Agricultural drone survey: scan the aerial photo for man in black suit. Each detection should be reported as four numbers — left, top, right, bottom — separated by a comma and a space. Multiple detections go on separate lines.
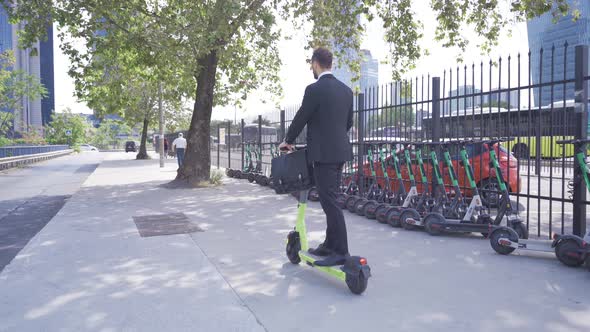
279, 47, 354, 266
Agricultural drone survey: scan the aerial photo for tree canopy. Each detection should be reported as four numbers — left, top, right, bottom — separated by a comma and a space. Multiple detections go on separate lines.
3, 0, 576, 185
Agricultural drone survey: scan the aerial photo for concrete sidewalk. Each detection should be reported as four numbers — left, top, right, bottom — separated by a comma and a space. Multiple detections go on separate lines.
0, 152, 589, 332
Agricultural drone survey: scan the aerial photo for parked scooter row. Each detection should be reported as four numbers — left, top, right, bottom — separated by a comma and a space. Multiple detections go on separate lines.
489, 138, 590, 271
226, 142, 272, 186
338, 139, 529, 239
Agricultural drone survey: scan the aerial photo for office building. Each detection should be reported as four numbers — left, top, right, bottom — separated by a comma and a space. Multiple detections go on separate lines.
444, 85, 482, 115
527, 1, 590, 107
332, 49, 379, 94
0, 7, 54, 133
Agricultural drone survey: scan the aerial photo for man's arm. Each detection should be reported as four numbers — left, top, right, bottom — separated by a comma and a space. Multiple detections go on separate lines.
285, 85, 317, 144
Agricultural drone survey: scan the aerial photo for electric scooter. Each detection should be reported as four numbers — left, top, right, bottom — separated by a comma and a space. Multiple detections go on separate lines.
248, 144, 263, 183
375, 143, 408, 224
399, 143, 437, 230
400, 141, 452, 229
423, 140, 527, 237
421, 140, 494, 236
234, 143, 254, 179
490, 138, 590, 269
280, 146, 372, 294
336, 160, 359, 209
384, 143, 423, 227
363, 144, 394, 219
346, 145, 382, 213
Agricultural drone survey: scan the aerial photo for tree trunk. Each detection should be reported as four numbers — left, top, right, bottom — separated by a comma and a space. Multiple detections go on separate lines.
136, 115, 150, 160
174, 50, 218, 187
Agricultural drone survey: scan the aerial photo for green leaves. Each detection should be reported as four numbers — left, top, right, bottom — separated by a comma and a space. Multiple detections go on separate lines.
0, 50, 47, 136
45, 109, 93, 145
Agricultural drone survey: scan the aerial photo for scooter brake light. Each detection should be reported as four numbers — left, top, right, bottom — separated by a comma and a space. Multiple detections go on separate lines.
359, 258, 367, 266
499, 239, 512, 246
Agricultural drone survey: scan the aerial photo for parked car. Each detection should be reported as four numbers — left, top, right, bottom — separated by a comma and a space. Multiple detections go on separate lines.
350, 142, 520, 207
80, 144, 99, 152
125, 141, 137, 153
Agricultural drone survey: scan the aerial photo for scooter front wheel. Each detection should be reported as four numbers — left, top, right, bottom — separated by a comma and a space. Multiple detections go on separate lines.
375, 204, 390, 224
386, 207, 402, 227
424, 213, 445, 236
345, 196, 360, 211
363, 201, 378, 219
354, 199, 369, 216
489, 227, 518, 255
400, 209, 421, 231
336, 193, 348, 209
286, 231, 301, 264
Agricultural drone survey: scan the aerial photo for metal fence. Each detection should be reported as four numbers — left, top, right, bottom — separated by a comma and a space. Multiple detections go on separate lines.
211, 44, 590, 239
0, 145, 70, 158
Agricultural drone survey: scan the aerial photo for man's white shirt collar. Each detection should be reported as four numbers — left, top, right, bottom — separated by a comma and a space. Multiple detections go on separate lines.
317, 71, 332, 80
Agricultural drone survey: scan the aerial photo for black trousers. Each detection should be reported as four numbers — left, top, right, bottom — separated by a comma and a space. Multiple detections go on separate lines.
313, 162, 349, 255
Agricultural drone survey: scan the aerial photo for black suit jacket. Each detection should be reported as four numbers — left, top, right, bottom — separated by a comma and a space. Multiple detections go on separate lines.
285, 74, 354, 163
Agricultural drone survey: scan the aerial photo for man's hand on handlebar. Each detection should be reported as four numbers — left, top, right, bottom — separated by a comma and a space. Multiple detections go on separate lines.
279, 141, 294, 152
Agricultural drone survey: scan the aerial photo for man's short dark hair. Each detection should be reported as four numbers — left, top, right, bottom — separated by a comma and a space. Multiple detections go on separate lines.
311, 47, 333, 69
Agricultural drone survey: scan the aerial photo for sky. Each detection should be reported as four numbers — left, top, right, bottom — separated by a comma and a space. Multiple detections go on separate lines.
53, 3, 531, 121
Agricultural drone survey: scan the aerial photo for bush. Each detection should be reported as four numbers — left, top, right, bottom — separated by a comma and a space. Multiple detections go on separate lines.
0, 136, 12, 147
209, 170, 224, 185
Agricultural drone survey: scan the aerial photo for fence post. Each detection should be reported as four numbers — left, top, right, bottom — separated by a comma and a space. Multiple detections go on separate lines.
241, 119, 245, 170
227, 121, 231, 169
431, 77, 441, 195
573, 45, 588, 236
357, 93, 365, 194
280, 110, 286, 142
217, 124, 220, 169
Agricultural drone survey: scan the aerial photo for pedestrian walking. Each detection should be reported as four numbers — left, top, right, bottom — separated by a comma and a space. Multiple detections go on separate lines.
172, 133, 187, 167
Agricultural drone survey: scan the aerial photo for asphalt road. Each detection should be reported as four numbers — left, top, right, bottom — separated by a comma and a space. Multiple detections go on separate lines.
0, 151, 103, 271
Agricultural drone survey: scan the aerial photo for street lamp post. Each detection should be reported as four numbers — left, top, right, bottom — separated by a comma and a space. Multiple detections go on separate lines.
158, 82, 164, 168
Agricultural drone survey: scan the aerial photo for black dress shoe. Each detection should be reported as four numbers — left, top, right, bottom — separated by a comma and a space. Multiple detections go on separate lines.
314, 254, 347, 267
308, 243, 333, 257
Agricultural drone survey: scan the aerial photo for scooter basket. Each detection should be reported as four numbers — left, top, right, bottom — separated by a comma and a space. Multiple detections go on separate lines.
271, 148, 314, 194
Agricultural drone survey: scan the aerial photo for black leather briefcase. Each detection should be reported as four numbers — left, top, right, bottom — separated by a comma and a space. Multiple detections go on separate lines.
270, 148, 314, 194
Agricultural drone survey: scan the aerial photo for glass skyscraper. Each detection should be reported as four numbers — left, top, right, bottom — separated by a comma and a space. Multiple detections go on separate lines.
527, 1, 590, 107
332, 48, 379, 93
0, 7, 54, 133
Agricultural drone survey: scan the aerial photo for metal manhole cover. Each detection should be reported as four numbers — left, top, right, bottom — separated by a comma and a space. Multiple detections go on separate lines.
132, 213, 203, 237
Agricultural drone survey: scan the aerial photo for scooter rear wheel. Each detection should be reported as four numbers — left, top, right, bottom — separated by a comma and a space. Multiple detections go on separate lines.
286, 231, 301, 264
555, 239, 584, 267
512, 222, 528, 239
345, 271, 368, 295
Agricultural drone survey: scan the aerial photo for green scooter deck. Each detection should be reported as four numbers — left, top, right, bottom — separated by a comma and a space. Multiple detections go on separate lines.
299, 251, 346, 281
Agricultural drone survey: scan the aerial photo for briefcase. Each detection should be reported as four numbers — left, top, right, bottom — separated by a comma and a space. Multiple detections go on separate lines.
271, 149, 314, 194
